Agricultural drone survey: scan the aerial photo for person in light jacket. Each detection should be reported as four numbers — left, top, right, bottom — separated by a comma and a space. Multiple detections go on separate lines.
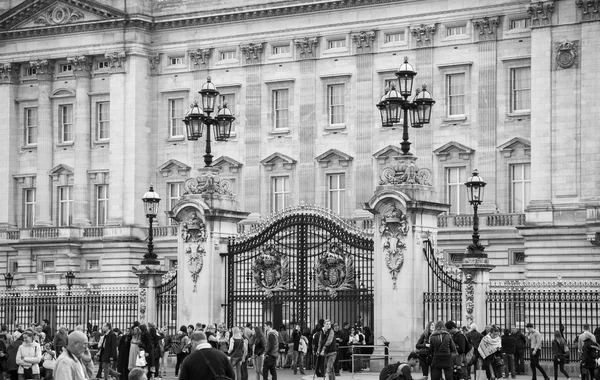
16, 331, 42, 379
54, 331, 89, 380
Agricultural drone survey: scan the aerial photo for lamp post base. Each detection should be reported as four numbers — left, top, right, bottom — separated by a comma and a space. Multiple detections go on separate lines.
141, 258, 160, 266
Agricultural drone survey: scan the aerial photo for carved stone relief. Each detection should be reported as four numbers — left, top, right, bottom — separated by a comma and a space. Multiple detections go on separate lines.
527, 1, 555, 26
472, 17, 500, 41
352, 31, 376, 53
295, 37, 318, 59
104, 51, 126, 71
34, 5, 84, 26
379, 160, 433, 186
240, 43, 263, 64
251, 244, 290, 297
181, 212, 207, 292
0, 63, 20, 83
410, 24, 435, 46
555, 40, 579, 69
189, 49, 211, 66
184, 171, 234, 196
379, 205, 409, 289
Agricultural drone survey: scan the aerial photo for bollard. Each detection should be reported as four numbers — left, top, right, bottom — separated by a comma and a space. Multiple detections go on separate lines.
384, 341, 390, 367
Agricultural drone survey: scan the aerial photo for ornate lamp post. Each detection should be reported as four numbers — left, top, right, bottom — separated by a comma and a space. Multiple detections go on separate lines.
3, 273, 13, 289
464, 169, 487, 257
376, 57, 436, 155
65, 271, 75, 294
183, 77, 236, 167
141, 184, 161, 265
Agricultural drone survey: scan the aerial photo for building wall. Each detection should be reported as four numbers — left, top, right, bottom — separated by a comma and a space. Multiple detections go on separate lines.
0, 0, 598, 288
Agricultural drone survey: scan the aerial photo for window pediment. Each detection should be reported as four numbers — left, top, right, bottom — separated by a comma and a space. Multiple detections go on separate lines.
433, 141, 475, 161
260, 152, 297, 171
157, 159, 191, 177
497, 137, 531, 158
212, 156, 243, 174
50, 88, 75, 98
373, 145, 403, 165
315, 149, 353, 168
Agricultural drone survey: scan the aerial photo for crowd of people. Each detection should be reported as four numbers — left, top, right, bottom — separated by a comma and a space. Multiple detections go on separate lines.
414, 321, 600, 380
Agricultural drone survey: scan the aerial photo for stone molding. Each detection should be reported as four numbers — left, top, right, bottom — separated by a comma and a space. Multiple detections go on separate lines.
527, 1, 555, 26
260, 152, 297, 171
410, 24, 435, 46
189, 49, 211, 67
0, 63, 20, 83
379, 156, 432, 186
294, 37, 318, 59
34, 4, 84, 26
315, 149, 353, 168
352, 30, 376, 54
472, 16, 500, 41
104, 51, 126, 73
240, 43, 263, 65
433, 141, 475, 161
555, 40, 579, 70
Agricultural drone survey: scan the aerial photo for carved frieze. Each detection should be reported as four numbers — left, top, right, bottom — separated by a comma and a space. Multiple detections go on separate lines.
379, 160, 433, 186
472, 17, 500, 41
314, 242, 355, 297
294, 37, 318, 59
104, 51, 126, 72
555, 40, 579, 69
0, 63, 20, 83
463, 270, 476, 325
34, 5, 84, 26
148, 55, 160, 72
410, 24, 436, 46
189, 49, 211, 67
576, 0, 600, 19
240, 43, 263, 64
251, 244, 290, 297
181, 212, 207, 292
352, 31, 376, 53
527, 1, 555, 26
380, 205, 409, 290
184, 171, 234, 196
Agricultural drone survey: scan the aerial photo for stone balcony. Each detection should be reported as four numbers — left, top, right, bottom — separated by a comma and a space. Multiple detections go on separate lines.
0, 225, 179, 243
437, 213, 526, 229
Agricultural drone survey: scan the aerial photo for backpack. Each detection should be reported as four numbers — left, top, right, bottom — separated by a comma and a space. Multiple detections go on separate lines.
379, 362, 408, 380
171, 336, 182, 354
458, 331, 474, 365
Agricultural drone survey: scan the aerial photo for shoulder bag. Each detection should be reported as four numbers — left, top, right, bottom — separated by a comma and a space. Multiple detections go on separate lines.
198, 349, 233, 380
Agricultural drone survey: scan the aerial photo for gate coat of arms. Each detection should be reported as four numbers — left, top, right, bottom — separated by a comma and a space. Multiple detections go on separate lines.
315, 242, 355, 298
251, 245, 290, 297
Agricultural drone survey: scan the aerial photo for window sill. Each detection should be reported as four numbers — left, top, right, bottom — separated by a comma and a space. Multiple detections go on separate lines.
166, 136, 185, 143
324, 124, 347, 132
269, 128, 290, 135
56, 142, 74, 147
507, 111, 531, 118
93, 140, 110, 148
21, 145, 38, 152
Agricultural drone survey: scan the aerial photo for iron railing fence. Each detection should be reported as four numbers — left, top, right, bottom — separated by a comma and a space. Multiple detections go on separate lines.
156, 272, 178, 336
487, 280, 600, 361
0, 285, 138, 335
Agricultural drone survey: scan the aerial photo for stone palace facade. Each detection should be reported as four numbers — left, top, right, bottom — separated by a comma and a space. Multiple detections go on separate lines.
0, 0, 598, 288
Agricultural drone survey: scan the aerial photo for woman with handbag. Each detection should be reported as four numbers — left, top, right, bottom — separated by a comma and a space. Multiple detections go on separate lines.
552, 330, 570, 380
16, 331, 42, 380
228, 327, 246, 380
416, 321, 435, 379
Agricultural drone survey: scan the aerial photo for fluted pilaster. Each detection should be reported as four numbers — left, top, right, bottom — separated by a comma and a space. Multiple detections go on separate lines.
0, 64, 19, 228
244, 64, 262, 212
355, 53, 374, 206
298, 60, 317, 204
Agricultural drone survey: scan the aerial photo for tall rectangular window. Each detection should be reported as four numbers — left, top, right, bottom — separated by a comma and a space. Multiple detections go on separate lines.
510, 163, 531, 213
271, 176, 290, 213
447, 73, 466, 116
96, 185, 109, 226
25, 108, 38, 145
220, 94, 236, 133
327, 174, 346, 215
60, 104, 73, 143
273, 89, 289, 129
97, 102, 110, 140
511, 67, 531, 112
58, 186, 73, 226
169, 99, 184, 138
328, 84, 345, 125
23, 188, 36, 228
446, 167, 467, 214
168, 182, 183, 225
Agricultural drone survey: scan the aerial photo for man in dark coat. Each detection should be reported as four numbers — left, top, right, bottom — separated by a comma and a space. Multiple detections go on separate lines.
99, 323, 118, 380
511, 326, 527, 374
6, 332, 24, 380
178, 331, 234, 380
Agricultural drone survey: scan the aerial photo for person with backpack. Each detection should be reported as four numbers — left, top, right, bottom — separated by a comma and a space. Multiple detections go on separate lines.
429, 321, 456, 380
580, 335, 600, 380
173, 326, 190, 377
446, 321, 472, 380
416, 322, 434, 379
228, 326, 247, 380
379, 351, 427, 380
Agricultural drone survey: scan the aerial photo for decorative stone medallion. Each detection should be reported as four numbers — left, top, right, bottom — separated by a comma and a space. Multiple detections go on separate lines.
555, 40, 578, 69
251, 244, 290, 297
184, 171, 234, 196
314, 242, 355, 298
34, 5, 84, 26
380, 160, 432, 186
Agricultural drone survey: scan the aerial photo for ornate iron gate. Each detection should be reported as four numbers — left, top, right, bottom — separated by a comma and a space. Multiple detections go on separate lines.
227, 205, 374, 331
156, 270, 177, 335
422, 239, 463, 327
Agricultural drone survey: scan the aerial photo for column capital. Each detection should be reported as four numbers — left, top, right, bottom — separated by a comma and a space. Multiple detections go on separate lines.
410, 24, 436, 47
104, 51, 127, 73
527, 1, 555, 26
472, 17, 500, 41
240, 43, 263, 65
576, 0, 600, 20
189, 48, 211, 68
294, 37, 318, 60
0, 63, 21, 84
148, 54, 161, 74
352, 30, 376, 54
29, 59, 55, 81
67, 55, 93, 78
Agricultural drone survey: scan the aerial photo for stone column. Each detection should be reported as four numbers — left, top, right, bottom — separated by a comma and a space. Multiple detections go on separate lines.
0, 64, 20, 229
364, 156, 448, 351
69, 56, 93, 226
31, 59, 55, 227
133, 267, 165, 325
243, 59, 262, 214
105, 52, 127, 226
170, 168, 249, 325
459, 258, 494, 328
